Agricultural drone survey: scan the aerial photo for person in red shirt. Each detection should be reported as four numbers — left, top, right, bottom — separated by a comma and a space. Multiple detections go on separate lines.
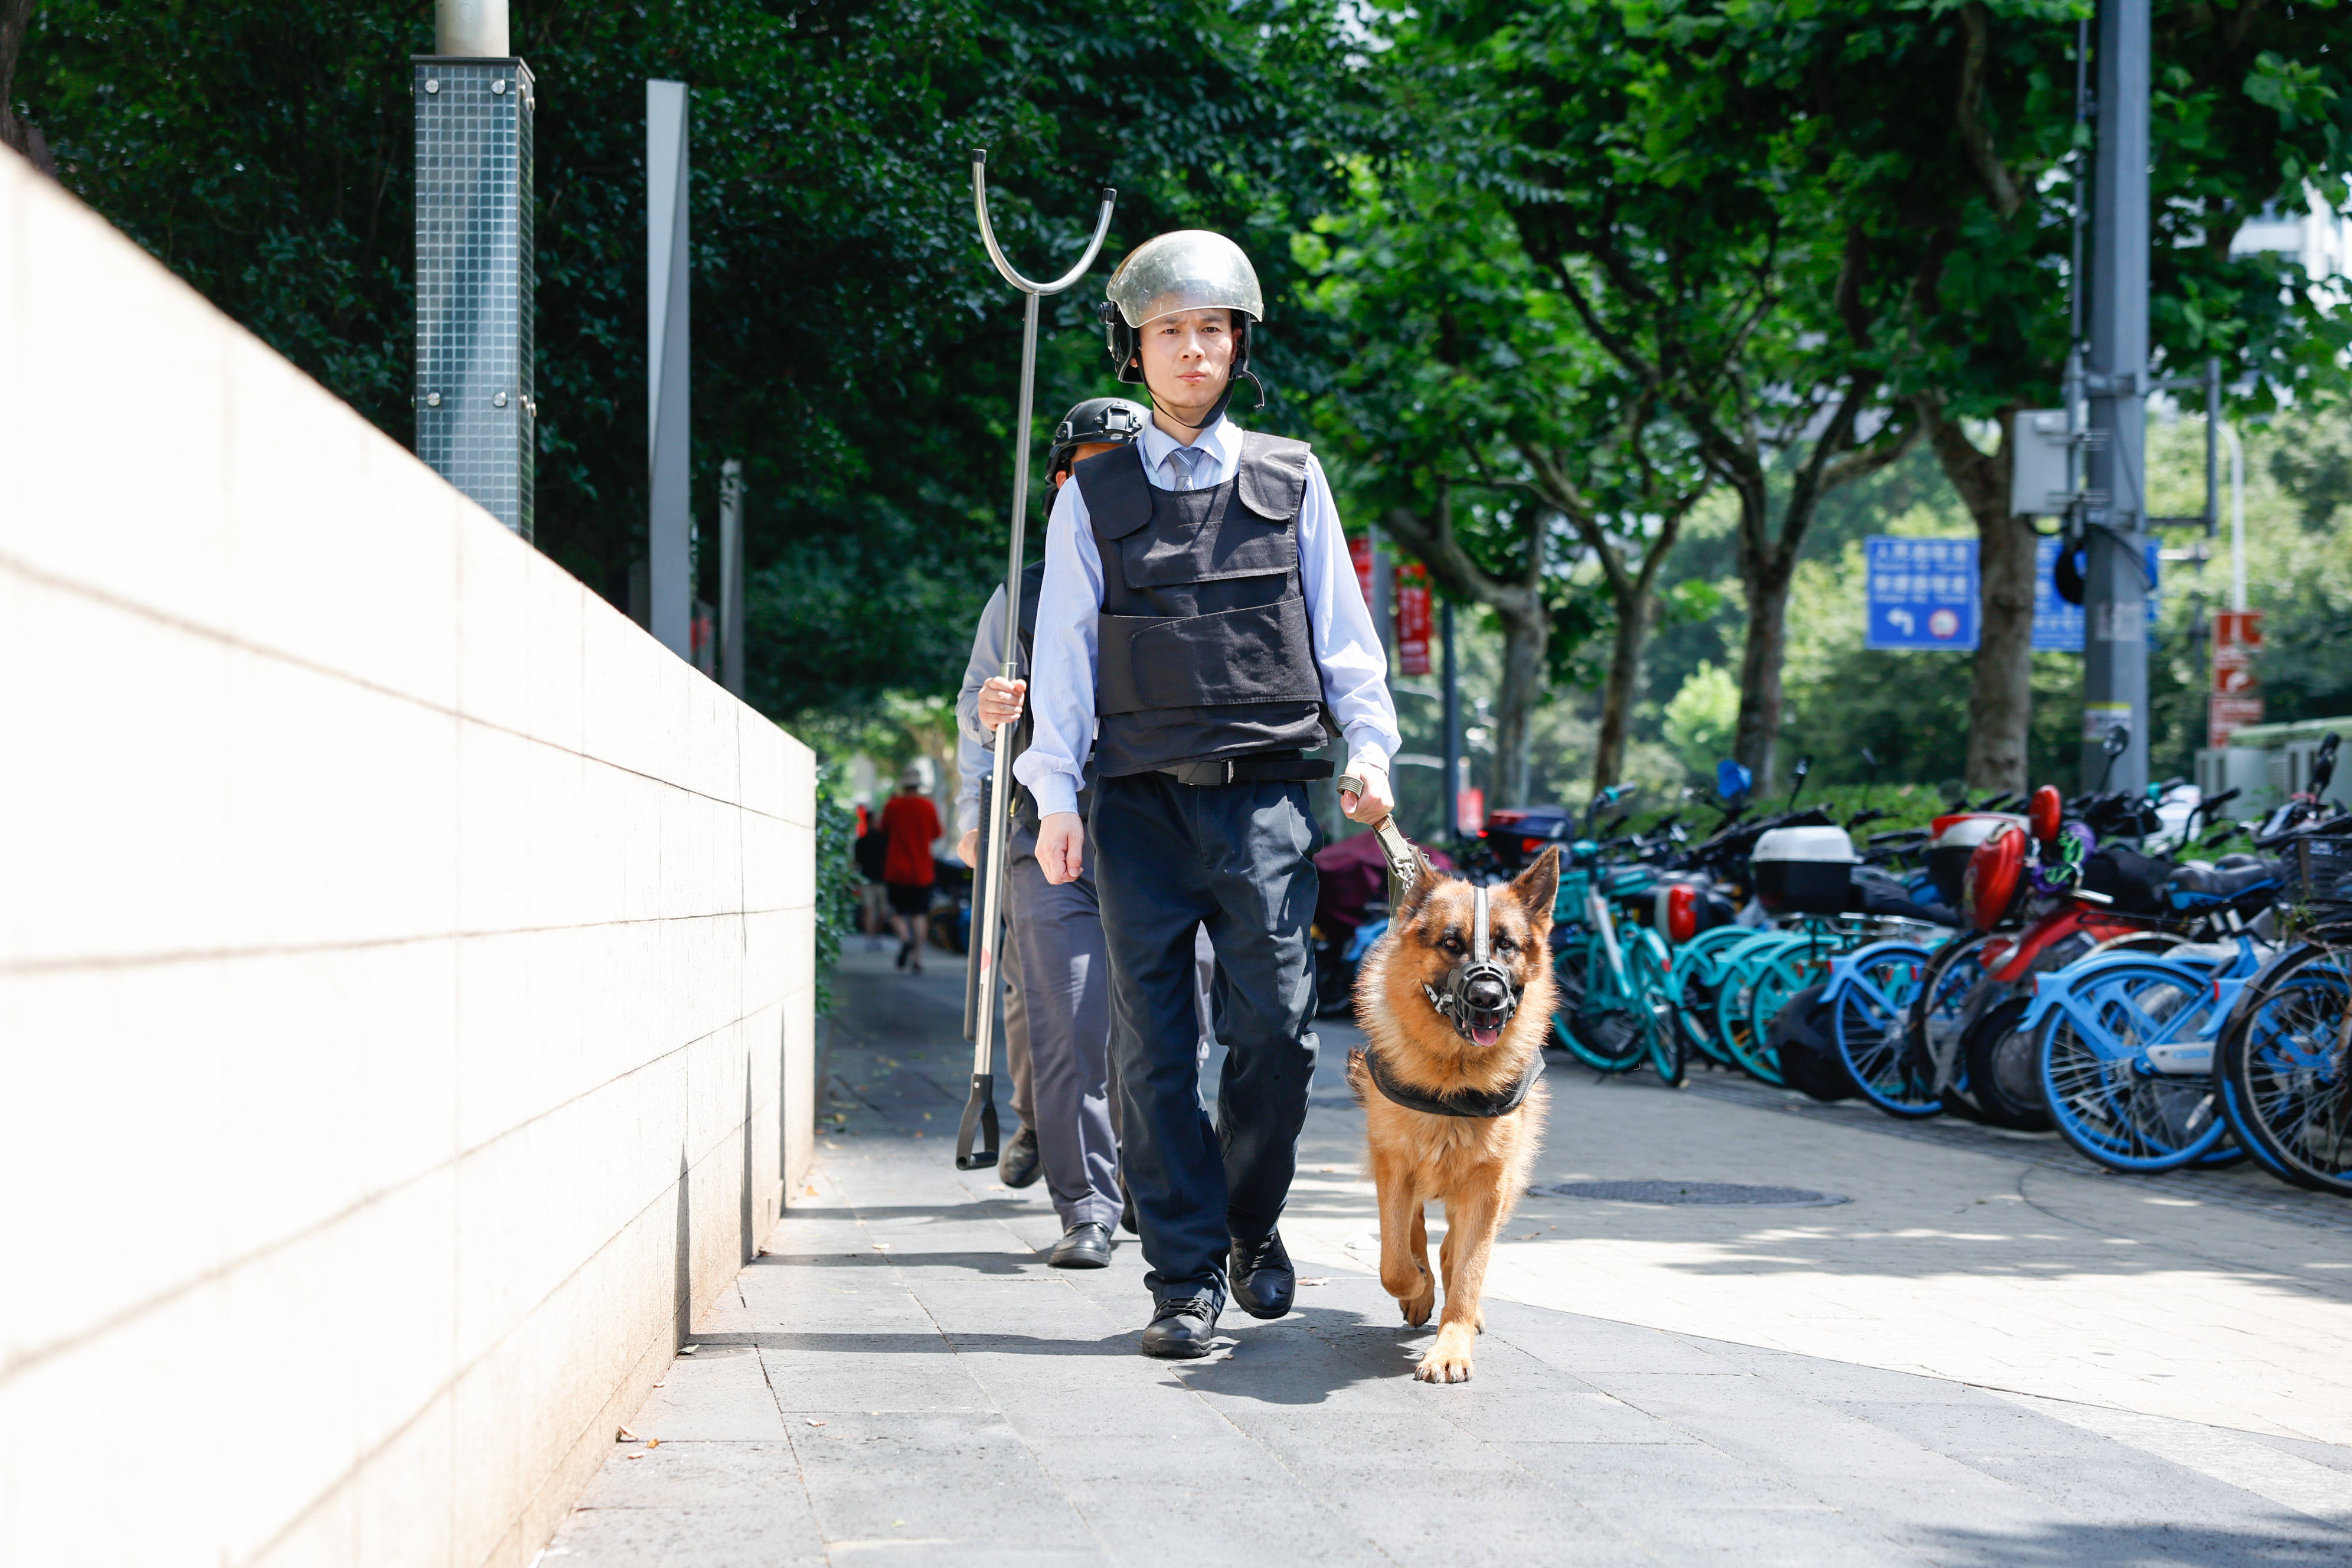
880, 766, 943, 974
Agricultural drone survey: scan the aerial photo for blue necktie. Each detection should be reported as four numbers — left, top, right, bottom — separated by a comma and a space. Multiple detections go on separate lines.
1166, 443, 1213, 491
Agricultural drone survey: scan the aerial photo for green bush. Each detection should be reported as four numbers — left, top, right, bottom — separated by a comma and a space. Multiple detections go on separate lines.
813, 762, 861, 1018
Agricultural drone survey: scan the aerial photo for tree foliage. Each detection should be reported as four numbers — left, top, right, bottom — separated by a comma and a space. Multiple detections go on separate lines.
17, 0, 1364, 727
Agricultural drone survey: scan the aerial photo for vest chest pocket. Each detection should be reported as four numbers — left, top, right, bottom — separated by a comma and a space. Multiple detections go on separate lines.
1120, 491, 1298, 589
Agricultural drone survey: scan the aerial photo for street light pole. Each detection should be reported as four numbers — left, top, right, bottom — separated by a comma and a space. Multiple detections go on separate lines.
2079, 0, 2151, 792
1441, 600, 1461, 841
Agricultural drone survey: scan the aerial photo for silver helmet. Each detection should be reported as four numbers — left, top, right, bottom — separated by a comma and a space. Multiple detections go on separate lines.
1103, 230, 1265, 328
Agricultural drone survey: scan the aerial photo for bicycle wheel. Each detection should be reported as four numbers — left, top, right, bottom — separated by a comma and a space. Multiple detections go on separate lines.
2038, 962, 2229, 1172
1961, 995, 2051, 1131
1669, 925, 1750, 1066
1714, 932, 1804, 1080
2217, 945, 2352, 1195
1629, 930, 1687, 1087
1554, 935, 1647, 1072
1832, 945, 1942, 1118
1906, 932, 1989, 1109
1740, 943, 1835, 1086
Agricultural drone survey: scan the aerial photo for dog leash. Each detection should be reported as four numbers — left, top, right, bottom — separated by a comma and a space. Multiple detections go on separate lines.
1337, 772, 1424, 907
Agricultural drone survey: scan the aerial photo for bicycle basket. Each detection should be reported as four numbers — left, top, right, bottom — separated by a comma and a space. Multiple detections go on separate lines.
2288, 834, 2352, 908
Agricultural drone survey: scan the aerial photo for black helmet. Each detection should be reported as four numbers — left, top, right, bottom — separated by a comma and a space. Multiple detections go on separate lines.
1048, 397, 1149, 479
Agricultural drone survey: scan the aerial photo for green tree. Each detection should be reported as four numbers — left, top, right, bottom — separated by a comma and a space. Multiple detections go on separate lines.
15, 0, 1366, 727
1700, 0, 2352, 790
1301, 162, 1706, 801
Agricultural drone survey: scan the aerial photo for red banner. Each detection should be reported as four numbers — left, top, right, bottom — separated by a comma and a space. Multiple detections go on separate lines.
2209, 610, 2263, 746
1457, 787, 1485, 834
1393, 563, 1432, 676
1351, 535, 1375, 611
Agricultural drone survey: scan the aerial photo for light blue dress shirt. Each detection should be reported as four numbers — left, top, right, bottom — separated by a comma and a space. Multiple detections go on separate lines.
1012, 415, 1402, 819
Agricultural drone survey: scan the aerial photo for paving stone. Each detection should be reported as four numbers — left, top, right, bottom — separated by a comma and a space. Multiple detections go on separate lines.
537, 948, 2352, 1566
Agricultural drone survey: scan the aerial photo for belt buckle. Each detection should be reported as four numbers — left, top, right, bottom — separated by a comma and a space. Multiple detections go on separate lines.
1224, 759, 1236, 785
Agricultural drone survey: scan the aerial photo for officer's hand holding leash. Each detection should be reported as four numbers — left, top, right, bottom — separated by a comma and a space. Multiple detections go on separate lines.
1340, 762, 1394, 824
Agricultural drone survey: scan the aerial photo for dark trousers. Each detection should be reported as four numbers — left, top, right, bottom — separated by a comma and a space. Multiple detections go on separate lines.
1093, 771, 1321, 1307
1001, 825, 1122, 1231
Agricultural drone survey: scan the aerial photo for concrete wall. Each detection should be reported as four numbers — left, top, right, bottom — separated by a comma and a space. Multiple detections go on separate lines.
0, 149, 816, 1566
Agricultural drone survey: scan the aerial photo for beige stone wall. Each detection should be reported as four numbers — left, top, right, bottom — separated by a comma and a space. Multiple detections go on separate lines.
0, 148, 816, 1566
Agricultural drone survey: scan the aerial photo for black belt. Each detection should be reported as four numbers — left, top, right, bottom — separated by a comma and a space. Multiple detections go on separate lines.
1155, 755, 1335, 786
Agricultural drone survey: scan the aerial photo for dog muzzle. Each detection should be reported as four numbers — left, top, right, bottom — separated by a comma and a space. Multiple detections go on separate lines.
1423, 883, 1523, 1049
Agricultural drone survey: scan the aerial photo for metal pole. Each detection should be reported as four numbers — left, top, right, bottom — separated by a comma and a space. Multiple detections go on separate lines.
1441, 599, 1461, 840
413, 14, 533, 537
648, 81, 692, 660
957, 152, 1116, 1172
2080, 0, 2150, 793
2226, 423, 2247, 612
719, 458, 746, 697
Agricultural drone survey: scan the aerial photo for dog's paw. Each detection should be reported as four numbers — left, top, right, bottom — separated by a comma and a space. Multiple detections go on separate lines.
1414, 1324, 1477, 1383
1399, 1286, 1436, 1328
1413, 1348, 1474, 1383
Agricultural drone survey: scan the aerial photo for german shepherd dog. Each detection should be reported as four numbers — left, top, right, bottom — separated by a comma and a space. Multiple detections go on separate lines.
1345, 847, 1560, 1383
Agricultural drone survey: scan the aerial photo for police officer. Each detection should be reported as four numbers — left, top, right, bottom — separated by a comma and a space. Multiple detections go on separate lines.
1015, 231, 1400, 1358
954, 397, 1147, 1267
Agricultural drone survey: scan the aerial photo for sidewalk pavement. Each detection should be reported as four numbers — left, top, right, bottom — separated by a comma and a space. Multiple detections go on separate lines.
542, 943, 2352, 1566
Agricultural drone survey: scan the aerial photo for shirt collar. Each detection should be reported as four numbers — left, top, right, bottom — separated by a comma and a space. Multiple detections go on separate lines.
1136, 414, 1235, 482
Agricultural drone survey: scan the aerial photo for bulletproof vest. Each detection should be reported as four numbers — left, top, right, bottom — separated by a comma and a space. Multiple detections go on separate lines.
1004, 560, 1094, 828
1074, 430, 1329, 778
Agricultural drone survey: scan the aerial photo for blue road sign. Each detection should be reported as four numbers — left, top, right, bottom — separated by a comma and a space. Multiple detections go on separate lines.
2033, 538, 2160, 652
1866, 536, 1979, 652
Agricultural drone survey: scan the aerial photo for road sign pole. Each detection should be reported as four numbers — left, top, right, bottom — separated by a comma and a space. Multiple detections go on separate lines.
2079, 0, 2151, 792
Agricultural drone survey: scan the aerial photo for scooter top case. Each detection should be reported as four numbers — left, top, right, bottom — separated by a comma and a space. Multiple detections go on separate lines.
1753, 825, 1857, 916
1927, 813, 2027, 908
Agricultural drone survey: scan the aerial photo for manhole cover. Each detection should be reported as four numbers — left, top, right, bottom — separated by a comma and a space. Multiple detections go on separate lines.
1527, 1181, 1848, 1207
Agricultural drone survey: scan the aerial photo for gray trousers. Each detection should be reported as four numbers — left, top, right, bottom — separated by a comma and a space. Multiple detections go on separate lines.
999, 825, 1122, 1230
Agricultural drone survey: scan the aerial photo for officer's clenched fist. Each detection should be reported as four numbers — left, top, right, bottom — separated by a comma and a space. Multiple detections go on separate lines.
1038, 811, 1085, 884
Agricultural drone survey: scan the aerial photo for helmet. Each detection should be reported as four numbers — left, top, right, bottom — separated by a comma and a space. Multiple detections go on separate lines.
1047, 397, 1148, 479
1103, 230, 1265, 329
1097, 231, 1268, 420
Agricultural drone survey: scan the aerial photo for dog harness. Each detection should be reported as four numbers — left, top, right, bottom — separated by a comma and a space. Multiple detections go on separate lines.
1351, 1041, 1543, 1119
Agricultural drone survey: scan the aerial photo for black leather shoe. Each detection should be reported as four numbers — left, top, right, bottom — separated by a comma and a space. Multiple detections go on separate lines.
1048, 1221, 1112, 1269
1228, 1231, 1295, 1320
1140, 1298, 1219, 1359
999, 1127, 1041, 1188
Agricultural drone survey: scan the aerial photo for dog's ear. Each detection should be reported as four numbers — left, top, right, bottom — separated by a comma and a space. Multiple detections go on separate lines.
1509, 846, 1562, 927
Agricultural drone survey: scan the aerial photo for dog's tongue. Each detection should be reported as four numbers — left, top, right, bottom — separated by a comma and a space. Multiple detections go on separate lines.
1471, 1021, 1504, 1048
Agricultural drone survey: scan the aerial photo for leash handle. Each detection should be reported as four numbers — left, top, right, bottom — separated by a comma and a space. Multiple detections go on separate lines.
1338, 773, 1425, 904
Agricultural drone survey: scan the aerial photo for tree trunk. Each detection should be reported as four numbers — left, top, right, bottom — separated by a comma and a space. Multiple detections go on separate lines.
1381, 488, 1549, 812
1490, 604, 1547, 807
1919, 403, 2033, 793
1733, 560, 1792, 791
1593, 587, 1655, 789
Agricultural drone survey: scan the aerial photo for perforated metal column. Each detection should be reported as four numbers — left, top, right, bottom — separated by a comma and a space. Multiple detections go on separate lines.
414, 57, 535, 538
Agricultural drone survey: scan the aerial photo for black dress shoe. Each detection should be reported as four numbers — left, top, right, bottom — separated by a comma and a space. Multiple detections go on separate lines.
1140, 1298, 1219, 1359
1048, 1221, 1112, 1269
1000, 1127, 1041, 1188
1228, 1230, 1295, 1320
